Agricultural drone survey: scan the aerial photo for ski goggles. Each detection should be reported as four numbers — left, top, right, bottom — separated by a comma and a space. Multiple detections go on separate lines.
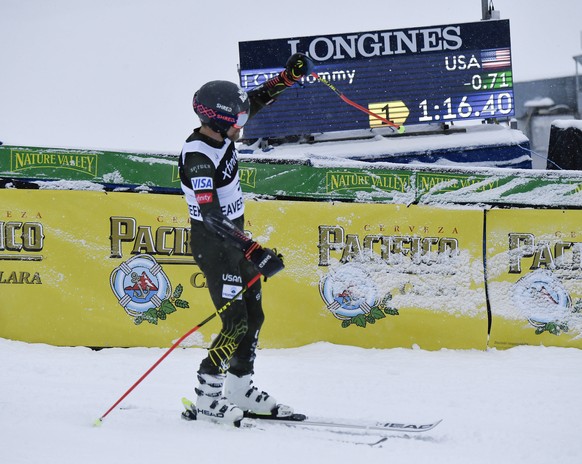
193, 99, 249, 129
211, 109, 248, 129
233, 111, 249, 129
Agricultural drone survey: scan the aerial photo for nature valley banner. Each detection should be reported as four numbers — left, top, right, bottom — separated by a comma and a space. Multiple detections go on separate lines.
486, 209, 582, 349
3, 144, 582, 207
0, 190, 487, 349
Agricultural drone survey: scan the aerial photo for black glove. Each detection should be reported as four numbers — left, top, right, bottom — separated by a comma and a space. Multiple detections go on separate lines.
282, 53, 314, 85
262, 248, 284, 282
245, 243, 285, 278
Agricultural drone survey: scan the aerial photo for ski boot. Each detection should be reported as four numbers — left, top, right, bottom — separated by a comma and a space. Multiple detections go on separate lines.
224, 372, 292, 418
194, 373, 244, 426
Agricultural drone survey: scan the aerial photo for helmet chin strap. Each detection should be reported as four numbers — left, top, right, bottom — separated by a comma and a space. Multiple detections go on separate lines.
200, 123, 228, 142
209, 121, 230, 140
200, 121, 230, 141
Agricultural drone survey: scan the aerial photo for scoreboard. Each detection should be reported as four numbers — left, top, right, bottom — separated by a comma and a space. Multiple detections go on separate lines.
238, 20, 514, 139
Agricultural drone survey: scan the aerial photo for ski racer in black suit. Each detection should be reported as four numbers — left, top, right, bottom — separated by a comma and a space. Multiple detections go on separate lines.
178, 53, 313, 426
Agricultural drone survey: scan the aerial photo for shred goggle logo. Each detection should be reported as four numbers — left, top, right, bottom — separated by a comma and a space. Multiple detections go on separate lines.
319, 262, 398, 328
110, 254, 189, 325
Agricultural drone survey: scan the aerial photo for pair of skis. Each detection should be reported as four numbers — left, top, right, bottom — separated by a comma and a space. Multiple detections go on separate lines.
181, 398, 441, 446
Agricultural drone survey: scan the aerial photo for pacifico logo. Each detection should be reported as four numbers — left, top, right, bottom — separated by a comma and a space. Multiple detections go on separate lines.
108, 217, 192, 326
317, 224, 459, 266
317, 223, 461, 329
508, 232, 582, 337
0, 219, 45, 284
512, 269, 582, 336
319, 261, 398, 329
110, 254, 190, 326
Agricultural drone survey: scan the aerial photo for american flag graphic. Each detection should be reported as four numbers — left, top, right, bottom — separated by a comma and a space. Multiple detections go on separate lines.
481, 48, 511, 69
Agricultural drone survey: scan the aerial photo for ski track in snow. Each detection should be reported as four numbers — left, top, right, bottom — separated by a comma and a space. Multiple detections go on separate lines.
1, 338, 581, 464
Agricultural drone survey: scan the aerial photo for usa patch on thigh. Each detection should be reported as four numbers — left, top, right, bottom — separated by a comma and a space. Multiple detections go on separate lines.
222, 283, 243, 300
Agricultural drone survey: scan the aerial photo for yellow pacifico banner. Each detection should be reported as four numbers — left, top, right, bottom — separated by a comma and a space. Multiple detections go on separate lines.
251, 201, 488, 350
0, 190, 487, 349
0, 190, 207, 347
486, 209, 582, 349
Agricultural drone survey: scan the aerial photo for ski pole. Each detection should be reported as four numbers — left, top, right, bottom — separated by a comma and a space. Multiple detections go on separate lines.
93, 272, 262, 426
311, 72, 405, 134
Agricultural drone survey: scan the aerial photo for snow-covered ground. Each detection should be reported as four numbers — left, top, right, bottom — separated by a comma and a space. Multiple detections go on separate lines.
2, 2, 582, 463
1, 337, 581, 464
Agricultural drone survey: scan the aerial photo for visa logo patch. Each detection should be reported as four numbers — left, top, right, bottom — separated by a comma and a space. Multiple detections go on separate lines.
192, 176, 213, 189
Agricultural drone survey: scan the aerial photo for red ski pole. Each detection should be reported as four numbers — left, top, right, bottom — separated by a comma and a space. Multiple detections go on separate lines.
312, 72, 406, 133
94, 272, 262, 426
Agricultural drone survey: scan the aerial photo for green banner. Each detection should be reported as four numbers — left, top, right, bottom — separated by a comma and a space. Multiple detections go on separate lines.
0, 145, 177, 189
2, 144, 582, 207
239, 163, 414, 203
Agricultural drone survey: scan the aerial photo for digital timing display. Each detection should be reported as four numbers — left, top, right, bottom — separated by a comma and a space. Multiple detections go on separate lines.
238, 20, 514, 139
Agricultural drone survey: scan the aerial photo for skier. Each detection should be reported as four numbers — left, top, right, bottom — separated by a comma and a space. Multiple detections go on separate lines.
178, 53, 313, 426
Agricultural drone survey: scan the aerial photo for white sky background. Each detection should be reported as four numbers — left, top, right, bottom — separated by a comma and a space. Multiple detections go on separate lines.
1, 0, 581, 152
